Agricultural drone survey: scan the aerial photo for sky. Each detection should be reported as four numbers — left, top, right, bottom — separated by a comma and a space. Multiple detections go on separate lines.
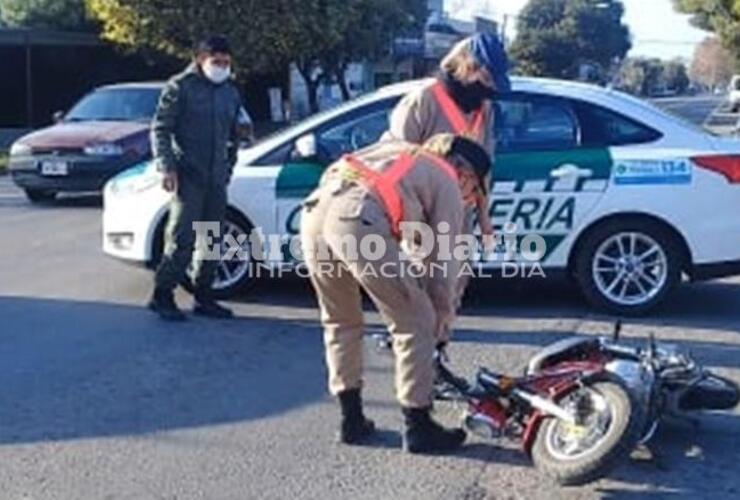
446, 0, 712, 61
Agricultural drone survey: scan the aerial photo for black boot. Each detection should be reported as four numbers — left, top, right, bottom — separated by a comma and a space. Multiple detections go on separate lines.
148, 287, 186, 322
337, 389, 375, 444
193, 290, 234, 319
402, 406, 466, 454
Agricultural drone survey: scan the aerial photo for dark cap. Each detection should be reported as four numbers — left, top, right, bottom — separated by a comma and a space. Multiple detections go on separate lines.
470, 32, 511, 93
195, 35, 232, 55
450, 136, 491, 193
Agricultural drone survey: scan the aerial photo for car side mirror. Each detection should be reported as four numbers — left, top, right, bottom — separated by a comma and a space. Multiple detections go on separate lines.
52, 110, 65, 123
294, 133, 317, 159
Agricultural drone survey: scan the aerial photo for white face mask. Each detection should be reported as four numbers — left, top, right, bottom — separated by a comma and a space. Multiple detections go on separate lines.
202, 60, 231, 84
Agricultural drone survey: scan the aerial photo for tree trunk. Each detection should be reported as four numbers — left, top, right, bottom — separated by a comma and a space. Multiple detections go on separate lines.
296, 60, 322, 114
336, 64, 351, 101
306, 80, 320, 114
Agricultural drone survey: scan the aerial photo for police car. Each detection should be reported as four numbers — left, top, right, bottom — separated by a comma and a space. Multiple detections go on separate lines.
103, 78, 740, 315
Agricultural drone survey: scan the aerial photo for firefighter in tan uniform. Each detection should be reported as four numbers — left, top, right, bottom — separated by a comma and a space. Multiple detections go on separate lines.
301, 134, 491, 454
384, 32, 511, 342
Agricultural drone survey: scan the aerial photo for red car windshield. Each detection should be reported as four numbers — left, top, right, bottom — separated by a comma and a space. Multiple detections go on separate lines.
65, 88, 161, 123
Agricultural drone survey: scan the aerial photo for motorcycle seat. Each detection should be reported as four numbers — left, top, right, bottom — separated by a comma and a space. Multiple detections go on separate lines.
526, 337, 599, 375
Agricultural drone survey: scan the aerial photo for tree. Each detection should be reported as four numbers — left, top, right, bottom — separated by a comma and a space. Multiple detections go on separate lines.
510, 0, 632, 80
1, 0, 90, 30
284, 0, 425, 112
87, 0, 426, 113
617, 58, 690, 96
86, 0, 294, 73
663, 60, 690, 94
689, 36, 734, 89
618, 58, 663, 96
673, 0, 740, 67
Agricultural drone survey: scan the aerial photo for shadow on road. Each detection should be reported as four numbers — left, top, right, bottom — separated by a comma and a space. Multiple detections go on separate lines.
598, 412, 740, 498
239, 272, 740, 336
0, 295, 327, 446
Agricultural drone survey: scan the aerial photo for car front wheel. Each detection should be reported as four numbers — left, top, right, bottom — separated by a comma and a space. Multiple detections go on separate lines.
574, 219, 683, 316
173, 212, 258, 299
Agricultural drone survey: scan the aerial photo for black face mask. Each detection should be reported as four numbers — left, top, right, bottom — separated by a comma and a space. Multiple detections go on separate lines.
441, 73, 491, 113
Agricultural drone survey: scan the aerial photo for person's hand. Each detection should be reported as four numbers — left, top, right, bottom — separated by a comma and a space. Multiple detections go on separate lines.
435, 342, 449, 362
162, 171, 178, 193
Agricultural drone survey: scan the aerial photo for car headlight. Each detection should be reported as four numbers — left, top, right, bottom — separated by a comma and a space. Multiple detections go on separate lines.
84, 143, 124, 156
9, 142, 32, 157
108, 162, 161, 196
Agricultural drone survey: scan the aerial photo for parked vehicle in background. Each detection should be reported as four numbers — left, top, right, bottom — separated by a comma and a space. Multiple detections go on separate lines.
7, 82, 163, 203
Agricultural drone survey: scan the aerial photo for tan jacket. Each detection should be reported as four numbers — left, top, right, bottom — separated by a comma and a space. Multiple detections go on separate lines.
384, 79, 495, 156
317, 140, 467, 341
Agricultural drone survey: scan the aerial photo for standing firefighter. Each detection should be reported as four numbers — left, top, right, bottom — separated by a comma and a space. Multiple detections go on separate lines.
385, 32, 511, 239
148, 35, 243, 321
300, 134, 491, 454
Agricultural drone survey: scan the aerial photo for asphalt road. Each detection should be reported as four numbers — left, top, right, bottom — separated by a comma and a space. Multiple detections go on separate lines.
1, 101, 740, 498
650, 95, 725, 128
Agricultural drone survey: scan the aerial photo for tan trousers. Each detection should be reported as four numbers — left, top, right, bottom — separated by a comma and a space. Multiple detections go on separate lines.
301, 188, 437, 408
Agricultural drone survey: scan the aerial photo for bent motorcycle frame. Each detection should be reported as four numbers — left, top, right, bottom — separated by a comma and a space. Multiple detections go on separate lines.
438, 357, 613, 455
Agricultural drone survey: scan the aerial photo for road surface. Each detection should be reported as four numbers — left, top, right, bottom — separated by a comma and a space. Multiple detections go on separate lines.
1, 103, 739, 499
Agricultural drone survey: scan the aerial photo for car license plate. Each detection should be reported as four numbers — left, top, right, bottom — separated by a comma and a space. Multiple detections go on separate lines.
40, 160, 69, 176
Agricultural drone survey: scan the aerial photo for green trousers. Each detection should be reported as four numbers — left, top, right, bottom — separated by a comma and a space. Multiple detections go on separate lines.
154, 174, 227, 293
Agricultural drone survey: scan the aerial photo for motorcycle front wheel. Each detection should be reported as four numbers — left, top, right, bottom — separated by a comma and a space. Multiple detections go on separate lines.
678, 375, 740, 411
531, 380, 643, 486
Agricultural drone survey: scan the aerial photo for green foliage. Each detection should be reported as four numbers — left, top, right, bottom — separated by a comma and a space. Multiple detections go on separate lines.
0, 0, 89, 30
617, 58, 690, 96
673, 0, 740, 68
510, 0, 631, 80
87, 0, 425, 112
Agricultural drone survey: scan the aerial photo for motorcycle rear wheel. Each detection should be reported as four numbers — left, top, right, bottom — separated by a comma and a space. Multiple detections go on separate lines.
678, 375, 740, 411
531, 380, 643, 486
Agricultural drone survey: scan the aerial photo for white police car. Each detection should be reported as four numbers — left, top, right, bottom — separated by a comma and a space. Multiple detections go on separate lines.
103, 78, 740, 315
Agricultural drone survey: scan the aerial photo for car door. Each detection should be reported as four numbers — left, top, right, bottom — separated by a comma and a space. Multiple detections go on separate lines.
488, 93, 613, 267
275, 100, 398, 260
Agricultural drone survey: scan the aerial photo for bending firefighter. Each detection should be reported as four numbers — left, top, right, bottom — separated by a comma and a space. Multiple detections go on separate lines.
300, 134, 491, 454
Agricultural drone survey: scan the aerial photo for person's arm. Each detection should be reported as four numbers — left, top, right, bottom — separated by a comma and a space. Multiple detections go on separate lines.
422, 170, 466, 345
387, 90, 427, 144
227, 95, 244, 178
151, 80, 181, 191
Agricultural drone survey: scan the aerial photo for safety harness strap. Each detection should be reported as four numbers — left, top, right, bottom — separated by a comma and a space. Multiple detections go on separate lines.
342, 152, 458, 238
431, 81, 485, 140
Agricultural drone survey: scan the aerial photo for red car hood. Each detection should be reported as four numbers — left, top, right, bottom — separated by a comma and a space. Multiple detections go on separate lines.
18, 121, 149, 150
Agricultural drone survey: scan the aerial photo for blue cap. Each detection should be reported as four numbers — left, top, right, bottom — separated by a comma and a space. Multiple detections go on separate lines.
470, 33, 511, 93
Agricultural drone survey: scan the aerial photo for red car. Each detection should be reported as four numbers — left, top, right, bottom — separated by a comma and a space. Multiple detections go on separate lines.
8, 82, 163, 202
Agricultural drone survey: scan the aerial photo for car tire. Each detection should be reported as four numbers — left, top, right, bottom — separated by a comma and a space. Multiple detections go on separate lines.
25, 189, 57, 203
574, 219, 683, 316
179, 211, 259, 300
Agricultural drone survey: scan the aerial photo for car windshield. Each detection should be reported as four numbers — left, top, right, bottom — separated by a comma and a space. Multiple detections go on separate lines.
65, 88, 161, 122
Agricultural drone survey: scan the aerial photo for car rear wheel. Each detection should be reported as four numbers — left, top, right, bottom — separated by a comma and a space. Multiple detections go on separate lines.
574, 219, 683, 316
25, 188, 57, 203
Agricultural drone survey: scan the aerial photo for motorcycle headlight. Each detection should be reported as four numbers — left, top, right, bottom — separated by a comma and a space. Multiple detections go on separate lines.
9, 142, 32, 157
84, 143, 124, 156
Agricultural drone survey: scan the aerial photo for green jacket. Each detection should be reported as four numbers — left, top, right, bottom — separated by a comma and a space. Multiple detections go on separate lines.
151, 64, 242, 185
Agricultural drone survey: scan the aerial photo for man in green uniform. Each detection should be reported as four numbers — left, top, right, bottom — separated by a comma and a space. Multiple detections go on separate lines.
148, 35, 243, 321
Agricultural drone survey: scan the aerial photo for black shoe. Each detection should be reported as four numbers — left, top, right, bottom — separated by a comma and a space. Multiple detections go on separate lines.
148, 288, 186, 322
337, 389, 376, 444
193, 291, 234, 319
402, 406, 466, 454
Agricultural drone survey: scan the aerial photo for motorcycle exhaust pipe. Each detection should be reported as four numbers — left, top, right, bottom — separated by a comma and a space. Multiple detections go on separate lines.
513, 389, 577, 425
463, 411, 502, 440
